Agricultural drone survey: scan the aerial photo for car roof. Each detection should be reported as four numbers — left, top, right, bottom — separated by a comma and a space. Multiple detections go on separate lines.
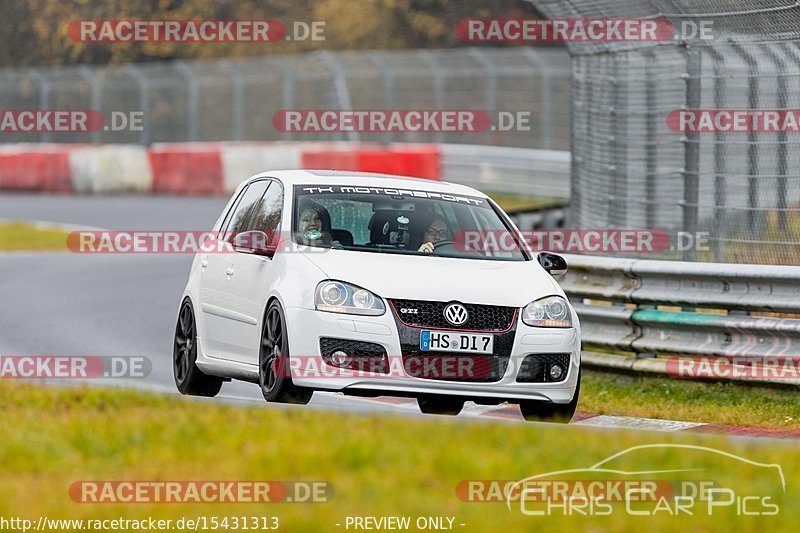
246, 169, 489, 198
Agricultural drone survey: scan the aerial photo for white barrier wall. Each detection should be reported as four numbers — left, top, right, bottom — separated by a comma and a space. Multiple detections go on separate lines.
69, 145, 153, 193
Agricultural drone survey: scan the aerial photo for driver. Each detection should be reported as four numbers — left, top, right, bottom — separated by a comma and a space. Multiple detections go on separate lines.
417, 215, 449, 254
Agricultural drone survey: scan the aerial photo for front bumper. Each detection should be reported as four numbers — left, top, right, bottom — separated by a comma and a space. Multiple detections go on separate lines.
284, 306, 580, 404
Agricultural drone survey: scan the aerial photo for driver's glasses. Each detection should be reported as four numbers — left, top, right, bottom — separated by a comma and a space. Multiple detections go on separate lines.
425, 228, 448, 239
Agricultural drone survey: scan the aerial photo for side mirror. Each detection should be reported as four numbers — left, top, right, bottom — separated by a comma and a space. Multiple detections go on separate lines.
233, 230, 276, 257
538, 252, 568, 278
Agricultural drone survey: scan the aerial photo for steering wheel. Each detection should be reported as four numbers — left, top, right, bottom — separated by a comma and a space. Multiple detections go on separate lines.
432, 239, 486, 257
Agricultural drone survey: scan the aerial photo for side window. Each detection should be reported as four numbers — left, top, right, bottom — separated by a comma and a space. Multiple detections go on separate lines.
219, 185, 249, 235
224, 180, 270, 243
248, 181, 284, 234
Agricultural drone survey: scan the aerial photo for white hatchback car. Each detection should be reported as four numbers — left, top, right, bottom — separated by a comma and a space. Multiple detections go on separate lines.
173, 170, 581, 422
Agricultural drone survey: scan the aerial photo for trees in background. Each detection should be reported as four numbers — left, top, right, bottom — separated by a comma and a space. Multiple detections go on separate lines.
1, 0, 537, 66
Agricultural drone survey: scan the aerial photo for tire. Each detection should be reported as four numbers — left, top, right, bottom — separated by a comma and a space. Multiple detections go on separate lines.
417, 395, 465, 416
173, 299, 223, 397
259, 300, 313, 405
519, 371, 580, 423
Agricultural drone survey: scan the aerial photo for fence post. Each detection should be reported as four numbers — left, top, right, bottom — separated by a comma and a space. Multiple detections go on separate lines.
566, 55, 585, 229
27, 69, 51, 143
468, 48, 497, 145
417, 50, 444, 143
681, 45, 702, 262
175, 61, 199, 143
271, 58, 295, 142
610, 53, 628, 229
730, 42, 763, 240
522, 48, 553, 150
222, 61, 245, 142
705, 47, 727, 262
78, 66, 101, 144
369, 51, 395, 144
644, 50, 657, 231
317, 50, 358, 143
764, 46, 791, 233
125, 65, 151, 145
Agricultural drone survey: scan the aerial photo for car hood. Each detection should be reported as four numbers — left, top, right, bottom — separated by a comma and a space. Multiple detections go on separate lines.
299, 249, 560, 308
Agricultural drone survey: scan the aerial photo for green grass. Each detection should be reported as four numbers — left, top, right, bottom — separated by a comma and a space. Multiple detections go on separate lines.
1, 380, 798, 532
0, 221, 69, 251
582, 369, 800, 430
485, 192, 564, 214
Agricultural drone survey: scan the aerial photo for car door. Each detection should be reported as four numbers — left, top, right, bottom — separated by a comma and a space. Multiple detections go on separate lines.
199, 179, 271, 360
219, 179, 285, 364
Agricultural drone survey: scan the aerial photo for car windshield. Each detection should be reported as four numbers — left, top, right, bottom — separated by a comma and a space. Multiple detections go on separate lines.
292, 184, 527, 261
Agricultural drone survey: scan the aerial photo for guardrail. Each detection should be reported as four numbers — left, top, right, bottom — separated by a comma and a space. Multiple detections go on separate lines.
559, 254, 800, 385
440, 144, 570, 199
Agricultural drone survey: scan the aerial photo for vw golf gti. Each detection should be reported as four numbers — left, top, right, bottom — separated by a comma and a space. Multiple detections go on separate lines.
173, 170, 581, 421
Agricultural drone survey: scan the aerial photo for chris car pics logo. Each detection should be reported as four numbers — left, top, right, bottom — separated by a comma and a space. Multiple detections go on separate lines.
504, 444, 784, 517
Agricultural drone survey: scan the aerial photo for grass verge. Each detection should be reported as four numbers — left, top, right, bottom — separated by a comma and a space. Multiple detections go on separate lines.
0, 380, 797, 531
582, 369, 800, 430
0, 221, 70, 251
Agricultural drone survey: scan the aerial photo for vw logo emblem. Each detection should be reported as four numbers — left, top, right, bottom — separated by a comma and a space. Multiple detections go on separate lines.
443, 303, 469, 326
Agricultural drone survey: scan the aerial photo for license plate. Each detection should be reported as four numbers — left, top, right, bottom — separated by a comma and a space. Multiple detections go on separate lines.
420, 330, 494, 354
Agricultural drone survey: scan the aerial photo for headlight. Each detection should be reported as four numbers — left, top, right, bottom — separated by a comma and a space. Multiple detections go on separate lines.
315, 281, 385, 316
522, 296, 572, 328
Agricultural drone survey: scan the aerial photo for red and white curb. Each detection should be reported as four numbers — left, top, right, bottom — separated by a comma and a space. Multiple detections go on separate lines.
360, 396, 800, 439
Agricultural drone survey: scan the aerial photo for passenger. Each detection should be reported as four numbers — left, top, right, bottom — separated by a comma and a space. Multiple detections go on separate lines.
297, 201, 333, 245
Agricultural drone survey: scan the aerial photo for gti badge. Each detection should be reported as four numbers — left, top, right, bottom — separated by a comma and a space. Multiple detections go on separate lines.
443, 303, 468, 326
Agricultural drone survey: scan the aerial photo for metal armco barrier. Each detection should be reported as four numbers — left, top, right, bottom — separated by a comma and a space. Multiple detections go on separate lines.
440, 144, 570, 200
559, 254, 800, 375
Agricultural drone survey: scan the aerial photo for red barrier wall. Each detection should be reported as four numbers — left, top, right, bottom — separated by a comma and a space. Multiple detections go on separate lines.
148, 145, 224, 195
299, 150, 360, 172
357, 146, 440, 180
300, 145, 440, 180
0, 150, 73, 192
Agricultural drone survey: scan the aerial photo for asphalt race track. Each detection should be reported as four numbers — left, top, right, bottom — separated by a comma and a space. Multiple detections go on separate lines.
4, 193, 787, 436
0, 193, 228, 230
1, 193, 547, 419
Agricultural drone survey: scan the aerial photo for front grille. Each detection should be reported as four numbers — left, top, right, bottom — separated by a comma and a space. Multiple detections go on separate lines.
389, 299, 517, 332
319, 338, 389, 374
516, 354, 571, 383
